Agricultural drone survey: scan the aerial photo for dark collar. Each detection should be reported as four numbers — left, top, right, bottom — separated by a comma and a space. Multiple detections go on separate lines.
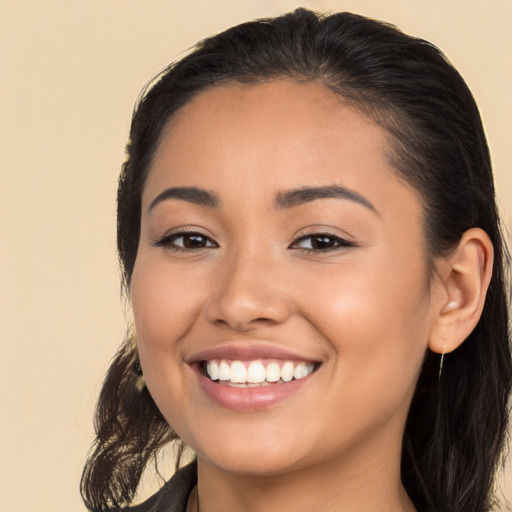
125, 461, 197, 512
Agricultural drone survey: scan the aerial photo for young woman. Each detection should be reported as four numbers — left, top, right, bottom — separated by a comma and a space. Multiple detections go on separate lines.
81, 9, 511, 512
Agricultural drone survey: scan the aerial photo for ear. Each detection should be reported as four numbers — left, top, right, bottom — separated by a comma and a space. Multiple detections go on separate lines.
428, 228, 493, 355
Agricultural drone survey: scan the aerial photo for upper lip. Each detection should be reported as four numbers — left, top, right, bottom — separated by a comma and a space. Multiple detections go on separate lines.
186, 343, 321, 364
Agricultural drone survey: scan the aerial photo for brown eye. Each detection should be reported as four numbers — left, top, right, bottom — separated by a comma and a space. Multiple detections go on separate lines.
179, 234, 212, 249
291, 233, 354, 252
154, 232, 218, 250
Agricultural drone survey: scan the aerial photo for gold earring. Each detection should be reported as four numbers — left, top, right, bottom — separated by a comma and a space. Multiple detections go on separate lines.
133, 358, 146, 392
130, 327, 146, 392
135, 374, 146, 393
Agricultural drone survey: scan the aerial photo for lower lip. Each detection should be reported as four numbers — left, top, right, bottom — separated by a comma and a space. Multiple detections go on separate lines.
194, 366, 315, 412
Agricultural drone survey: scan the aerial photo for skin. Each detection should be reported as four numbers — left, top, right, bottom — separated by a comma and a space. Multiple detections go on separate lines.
130, 80, 476, 512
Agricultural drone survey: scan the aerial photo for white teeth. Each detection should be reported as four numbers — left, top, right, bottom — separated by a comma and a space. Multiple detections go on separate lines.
230, 361, 247, 383
281, 362, 294, 382
266, 362, 281, 382
246, 362, 266, 383
205, 359, 315, 385
293, 363, 306, 380
218, 360, 230, 381
207, 361, 219, 380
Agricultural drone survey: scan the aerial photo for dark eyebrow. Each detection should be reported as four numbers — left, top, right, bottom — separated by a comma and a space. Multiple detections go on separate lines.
274, 185, 378, 215
148, 186, 220, 212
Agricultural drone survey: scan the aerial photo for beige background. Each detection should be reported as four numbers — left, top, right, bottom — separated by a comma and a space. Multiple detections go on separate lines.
0, 1, 510, 511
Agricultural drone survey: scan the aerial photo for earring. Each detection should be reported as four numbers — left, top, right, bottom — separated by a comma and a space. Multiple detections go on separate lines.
438, 344, 447, 381
130, 326, 146, 392
133, 358, 146, 392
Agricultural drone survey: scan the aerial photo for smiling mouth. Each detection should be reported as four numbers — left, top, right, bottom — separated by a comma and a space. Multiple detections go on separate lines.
201, 359, 319, 387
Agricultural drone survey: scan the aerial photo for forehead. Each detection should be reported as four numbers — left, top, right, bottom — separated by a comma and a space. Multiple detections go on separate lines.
158, 80, 383, 162
144, 80, 421, 218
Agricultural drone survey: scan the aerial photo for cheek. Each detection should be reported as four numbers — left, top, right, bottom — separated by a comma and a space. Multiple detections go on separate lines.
129, 258, 205, 427
294, 249, 431, 389
130, 257, 205, 359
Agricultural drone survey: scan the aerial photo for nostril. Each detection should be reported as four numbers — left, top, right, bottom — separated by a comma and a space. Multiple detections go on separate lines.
213, 316, 280, 332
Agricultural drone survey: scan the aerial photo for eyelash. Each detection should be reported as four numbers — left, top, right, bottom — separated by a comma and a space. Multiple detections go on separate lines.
153, 230, 355, 253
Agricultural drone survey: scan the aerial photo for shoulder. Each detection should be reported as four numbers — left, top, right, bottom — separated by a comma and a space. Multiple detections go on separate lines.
123, 461, 197, 512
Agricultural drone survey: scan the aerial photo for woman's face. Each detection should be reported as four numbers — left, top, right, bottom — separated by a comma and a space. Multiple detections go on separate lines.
131, 81, 440, 476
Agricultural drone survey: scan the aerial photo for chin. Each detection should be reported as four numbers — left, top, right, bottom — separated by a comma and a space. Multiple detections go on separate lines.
199, 448, 306, 477
184, 423, 309, 476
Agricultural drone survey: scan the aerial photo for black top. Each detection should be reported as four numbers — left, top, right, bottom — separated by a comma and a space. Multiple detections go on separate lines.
124, 462, 197, 512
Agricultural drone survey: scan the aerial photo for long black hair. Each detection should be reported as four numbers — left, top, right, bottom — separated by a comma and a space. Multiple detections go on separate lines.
81, 9, 511, 512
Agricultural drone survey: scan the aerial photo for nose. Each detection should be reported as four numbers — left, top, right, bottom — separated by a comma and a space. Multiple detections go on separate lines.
205, 249, 292, 331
